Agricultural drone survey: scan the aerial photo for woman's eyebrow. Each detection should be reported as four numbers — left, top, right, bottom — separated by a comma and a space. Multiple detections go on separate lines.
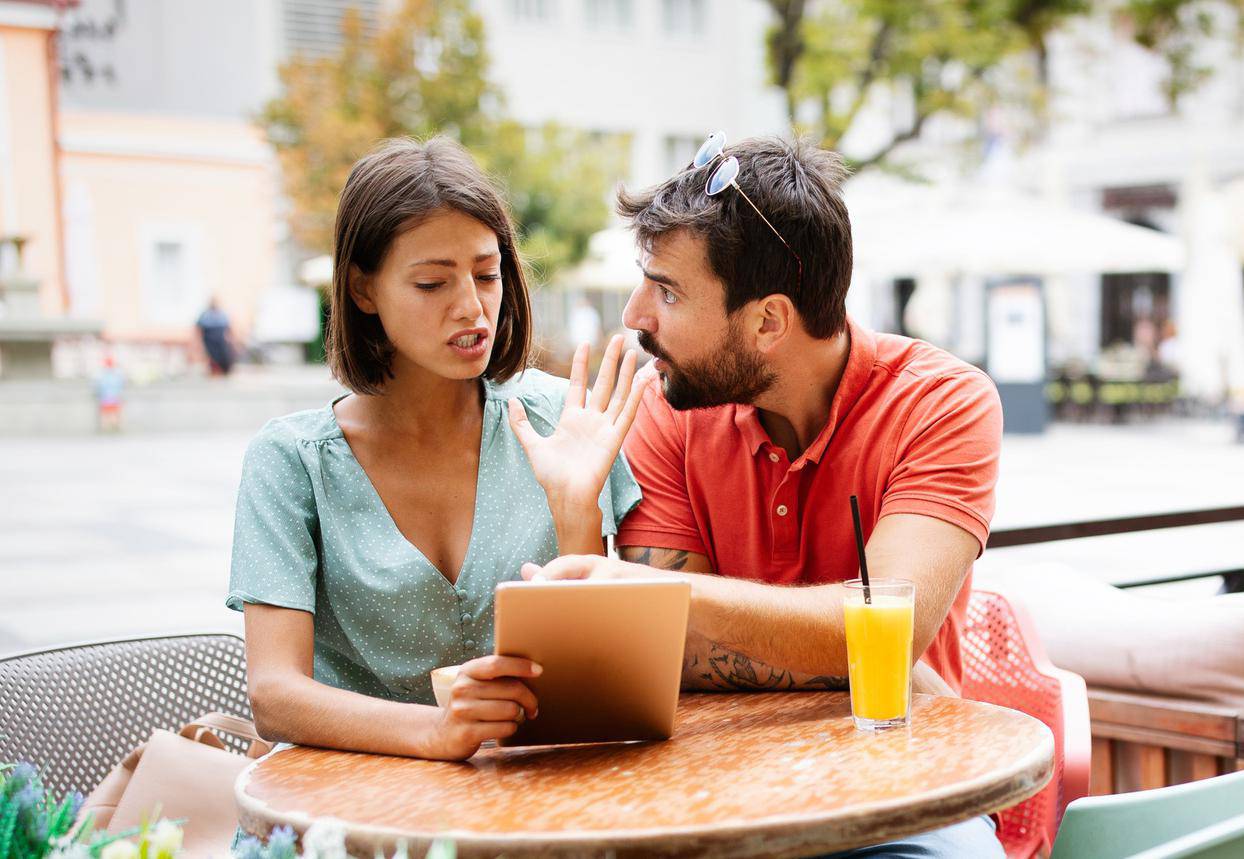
409, 251, 500, 268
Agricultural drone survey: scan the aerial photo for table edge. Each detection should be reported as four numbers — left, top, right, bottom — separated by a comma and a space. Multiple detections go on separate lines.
235, 719, 1054, 856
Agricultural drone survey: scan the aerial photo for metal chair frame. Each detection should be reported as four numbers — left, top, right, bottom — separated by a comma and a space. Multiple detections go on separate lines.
0, 631, 251, 799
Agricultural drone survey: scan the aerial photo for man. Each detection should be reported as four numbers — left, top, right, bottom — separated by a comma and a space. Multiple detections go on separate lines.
524, 136, 1003, 857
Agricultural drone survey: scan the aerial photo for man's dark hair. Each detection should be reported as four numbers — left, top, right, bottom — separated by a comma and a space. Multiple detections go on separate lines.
327, 136, 532, 394
617, 136, 852, 339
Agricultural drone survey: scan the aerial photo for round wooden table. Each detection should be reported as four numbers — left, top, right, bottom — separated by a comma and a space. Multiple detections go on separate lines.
236, 692, 1053, 858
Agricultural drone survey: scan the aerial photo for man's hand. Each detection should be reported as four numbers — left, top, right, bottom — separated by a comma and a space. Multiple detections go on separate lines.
520, 555, 654, 582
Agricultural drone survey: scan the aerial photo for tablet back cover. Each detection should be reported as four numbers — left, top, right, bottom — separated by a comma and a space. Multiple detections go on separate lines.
494, 579, 690, 746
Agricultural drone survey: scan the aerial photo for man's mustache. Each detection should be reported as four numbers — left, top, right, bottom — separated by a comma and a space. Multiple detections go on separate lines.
637, 331, 671, 363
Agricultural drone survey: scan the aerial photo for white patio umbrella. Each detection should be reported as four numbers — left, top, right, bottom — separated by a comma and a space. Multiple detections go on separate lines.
554, 228, 640, 293
299, 255, 334, 288
846, 183, 1185, 277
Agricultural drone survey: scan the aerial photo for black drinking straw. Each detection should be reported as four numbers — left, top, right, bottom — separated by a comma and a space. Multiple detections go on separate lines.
849, 495, 872, 605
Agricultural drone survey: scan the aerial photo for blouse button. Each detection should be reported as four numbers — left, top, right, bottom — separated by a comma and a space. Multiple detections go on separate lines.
776, 505, 788, 516
464, 639, 476, 649
460, 613, 470, 624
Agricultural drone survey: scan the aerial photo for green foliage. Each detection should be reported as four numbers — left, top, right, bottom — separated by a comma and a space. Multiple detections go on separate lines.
1, 762, 87, 859
259, 0, 620, 284
1119, 0, 1244, 106
766, 0, 1243, 170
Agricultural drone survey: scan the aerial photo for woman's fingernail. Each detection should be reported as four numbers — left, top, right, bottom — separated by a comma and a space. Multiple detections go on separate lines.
531, 663, 543, 675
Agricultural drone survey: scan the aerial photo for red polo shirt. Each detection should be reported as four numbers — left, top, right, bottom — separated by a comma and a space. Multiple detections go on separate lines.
616, 319, 1003, 691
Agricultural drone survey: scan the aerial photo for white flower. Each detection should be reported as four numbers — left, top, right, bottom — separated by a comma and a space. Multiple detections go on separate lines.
100, 839, 140, 859
47, 844, 92, 859
300, 818, 349, 859
148, 820, 184, 858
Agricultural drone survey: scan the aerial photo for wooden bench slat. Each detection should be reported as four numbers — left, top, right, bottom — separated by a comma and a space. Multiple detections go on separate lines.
1087, 688, 1241, 748
1091, 737, 1115, 795
1090, 721, 1239, 759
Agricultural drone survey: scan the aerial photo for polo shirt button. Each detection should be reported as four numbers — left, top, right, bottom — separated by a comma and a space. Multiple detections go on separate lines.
464, 639, 476, 649
776, 505, 788, 516
768, 452, 780, 463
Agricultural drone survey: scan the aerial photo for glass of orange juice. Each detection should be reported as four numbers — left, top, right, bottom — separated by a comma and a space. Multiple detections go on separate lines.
843, 578, 915, 731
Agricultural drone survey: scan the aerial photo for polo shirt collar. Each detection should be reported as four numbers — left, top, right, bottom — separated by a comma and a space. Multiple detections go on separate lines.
734, 316, 876, 465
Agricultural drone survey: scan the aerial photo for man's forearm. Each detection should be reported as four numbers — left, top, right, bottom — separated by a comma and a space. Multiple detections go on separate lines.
681, 628, 848, 691
680, 571, 853, 686
619, 545, 851, 690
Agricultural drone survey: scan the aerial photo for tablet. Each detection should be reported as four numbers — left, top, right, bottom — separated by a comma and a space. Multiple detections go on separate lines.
493, 578, 691, 747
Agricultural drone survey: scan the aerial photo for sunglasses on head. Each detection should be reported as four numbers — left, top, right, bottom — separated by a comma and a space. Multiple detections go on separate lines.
691, 132, 803, 289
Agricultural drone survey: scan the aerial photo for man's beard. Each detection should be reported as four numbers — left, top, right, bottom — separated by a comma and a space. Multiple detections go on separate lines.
638, 322, 775, 410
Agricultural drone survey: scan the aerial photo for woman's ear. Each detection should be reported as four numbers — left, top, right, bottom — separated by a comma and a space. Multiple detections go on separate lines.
755, 294, 796, 354
347, 264, 377, 314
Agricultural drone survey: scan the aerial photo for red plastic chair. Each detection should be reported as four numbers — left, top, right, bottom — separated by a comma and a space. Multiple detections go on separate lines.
961, 588, 1092, 859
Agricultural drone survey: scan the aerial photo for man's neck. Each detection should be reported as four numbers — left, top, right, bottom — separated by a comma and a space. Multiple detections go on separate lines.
753, 328, 852, 460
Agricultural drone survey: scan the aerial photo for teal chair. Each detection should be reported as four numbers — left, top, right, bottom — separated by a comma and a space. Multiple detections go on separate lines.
1050, 770, 1244, 858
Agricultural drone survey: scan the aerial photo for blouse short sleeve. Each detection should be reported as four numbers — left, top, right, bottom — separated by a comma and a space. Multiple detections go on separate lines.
226, 422, 320, 613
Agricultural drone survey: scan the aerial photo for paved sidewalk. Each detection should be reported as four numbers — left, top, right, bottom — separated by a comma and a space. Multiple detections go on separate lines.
2, 418, 1241, 657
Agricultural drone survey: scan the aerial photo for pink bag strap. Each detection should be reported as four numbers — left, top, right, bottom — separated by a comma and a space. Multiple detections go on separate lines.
179, 712, 273, 759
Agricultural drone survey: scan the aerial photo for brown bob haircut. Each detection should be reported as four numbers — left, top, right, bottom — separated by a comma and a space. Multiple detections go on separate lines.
326, 136, 532, 394
618, 136, 852, 339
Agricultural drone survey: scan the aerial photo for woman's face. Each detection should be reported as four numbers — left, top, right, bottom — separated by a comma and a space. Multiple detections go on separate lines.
353, 208, 504, 383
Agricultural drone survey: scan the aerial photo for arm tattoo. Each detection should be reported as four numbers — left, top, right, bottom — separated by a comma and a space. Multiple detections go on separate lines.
685, 639, 848, 692
620, 546, 845, 691
620, 546, 690, 571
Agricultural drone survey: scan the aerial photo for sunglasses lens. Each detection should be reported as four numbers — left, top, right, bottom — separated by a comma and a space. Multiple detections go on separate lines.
707, 156, 739, 196
693, 132, 726, 168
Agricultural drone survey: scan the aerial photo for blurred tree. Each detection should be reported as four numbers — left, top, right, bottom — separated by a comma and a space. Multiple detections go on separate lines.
1120, 0, 1244, 107
260, 0, 622, 282
766, 0, 1243, 171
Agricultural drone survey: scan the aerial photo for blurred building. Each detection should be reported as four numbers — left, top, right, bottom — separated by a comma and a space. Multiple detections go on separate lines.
4, 0, 785, 373
841, 5, 1244, 408
475, 0, 789, 350
0, 0, 67, 314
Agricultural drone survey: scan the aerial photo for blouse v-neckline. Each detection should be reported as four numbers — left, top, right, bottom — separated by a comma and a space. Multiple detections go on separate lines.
328, 391, 491, 589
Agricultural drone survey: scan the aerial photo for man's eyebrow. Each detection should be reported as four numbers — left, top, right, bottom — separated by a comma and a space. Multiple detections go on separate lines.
638, 262, 680, 289
409, 251, 500, 268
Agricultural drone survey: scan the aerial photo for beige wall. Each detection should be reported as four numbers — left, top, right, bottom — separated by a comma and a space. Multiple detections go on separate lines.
0, 14, 66, 313
58, 112, 278, 342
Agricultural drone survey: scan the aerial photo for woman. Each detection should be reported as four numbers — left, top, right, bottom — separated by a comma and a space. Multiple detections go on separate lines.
227, 137, 643, 761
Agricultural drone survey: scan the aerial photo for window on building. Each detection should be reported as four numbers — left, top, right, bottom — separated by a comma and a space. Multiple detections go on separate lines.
662, 0, 707, 35
511, 0, 557, 23
662, 133, 702, 175
141, 227, 203, 325
585, 0, 633, 31
282, 0, 382, 59
1100, 272, 1171, 351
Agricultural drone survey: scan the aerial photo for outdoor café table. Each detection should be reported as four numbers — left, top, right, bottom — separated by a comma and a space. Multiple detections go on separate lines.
236, 691, 1053, 858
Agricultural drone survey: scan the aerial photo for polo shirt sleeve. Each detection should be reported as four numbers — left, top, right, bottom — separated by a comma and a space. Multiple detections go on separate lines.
879, 370, 1003, 554
615, 376, 708, 556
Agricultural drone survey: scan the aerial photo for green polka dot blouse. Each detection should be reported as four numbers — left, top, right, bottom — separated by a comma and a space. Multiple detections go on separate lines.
226, 369, 642, 706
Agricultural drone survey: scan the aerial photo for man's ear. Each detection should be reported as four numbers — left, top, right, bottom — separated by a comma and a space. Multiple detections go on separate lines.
754, 294, 797, 354
347, 264, 378, 314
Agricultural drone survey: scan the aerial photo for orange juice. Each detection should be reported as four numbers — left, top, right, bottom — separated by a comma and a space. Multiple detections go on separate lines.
843, 585, 914, 728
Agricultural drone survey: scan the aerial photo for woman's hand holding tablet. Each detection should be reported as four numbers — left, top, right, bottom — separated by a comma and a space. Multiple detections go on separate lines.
425, 655, 542, 760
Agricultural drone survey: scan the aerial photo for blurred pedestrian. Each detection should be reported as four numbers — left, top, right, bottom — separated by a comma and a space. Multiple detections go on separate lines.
196, 298, 237, 376
94, 355, 124, 432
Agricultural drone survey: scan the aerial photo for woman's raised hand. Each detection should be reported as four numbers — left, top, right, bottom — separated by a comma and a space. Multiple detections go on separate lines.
507, 335, 644, 512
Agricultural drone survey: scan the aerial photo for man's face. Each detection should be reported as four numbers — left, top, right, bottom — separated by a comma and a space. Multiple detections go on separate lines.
622, 229, 774, 410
